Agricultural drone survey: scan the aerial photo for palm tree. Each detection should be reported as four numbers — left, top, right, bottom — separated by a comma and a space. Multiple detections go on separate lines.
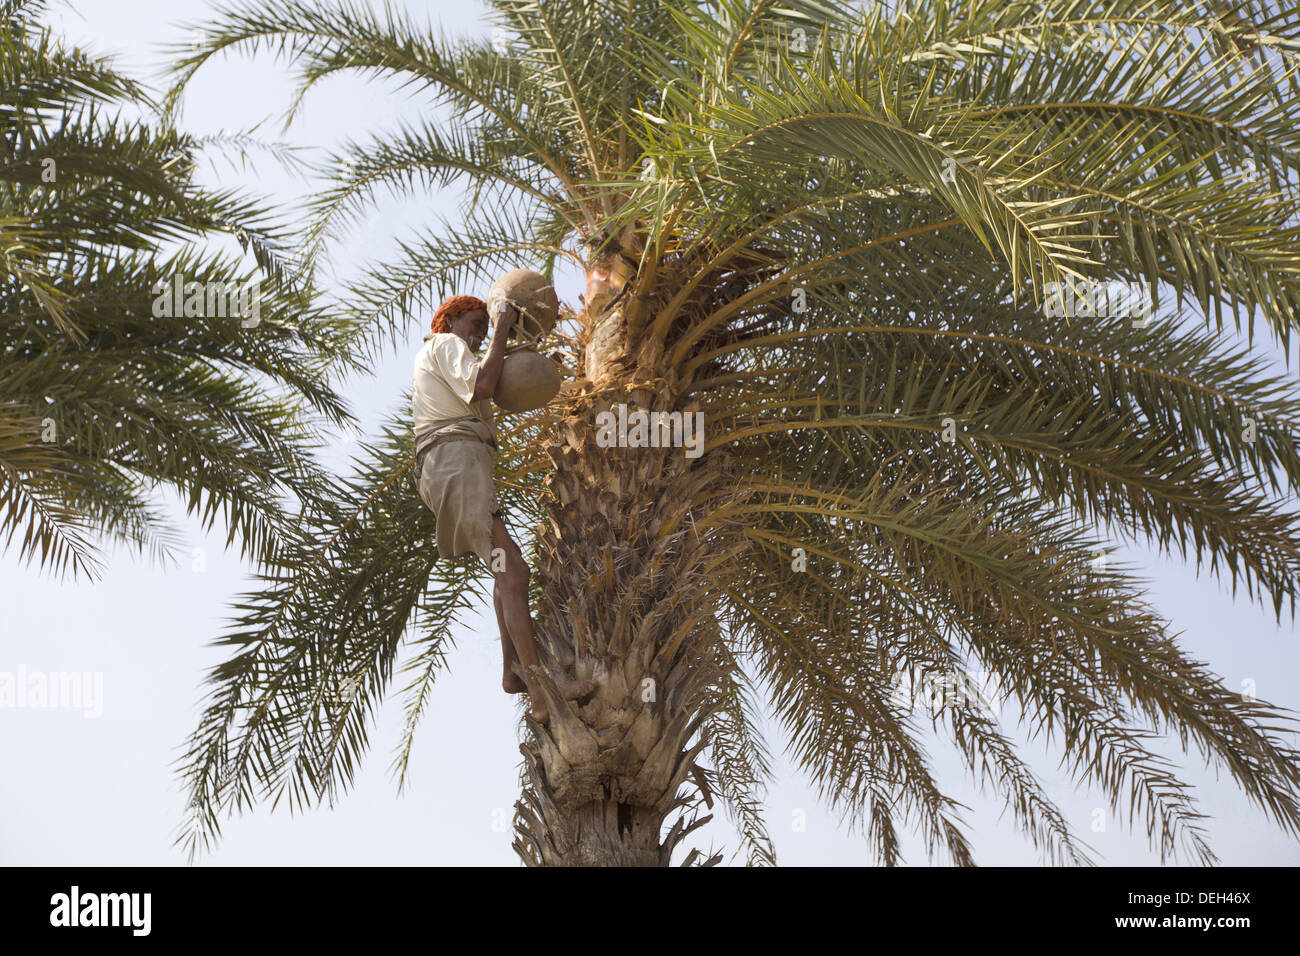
171, 0, 1300, 866
1, 0, 351, 578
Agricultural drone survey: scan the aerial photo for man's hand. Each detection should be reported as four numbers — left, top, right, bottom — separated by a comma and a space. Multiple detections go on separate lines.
489, 299, 520, 343
473, 299, 518, 401
487, 290, 519, 326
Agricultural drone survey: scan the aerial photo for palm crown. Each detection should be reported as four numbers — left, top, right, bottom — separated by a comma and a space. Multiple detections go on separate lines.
171, 0, 1300, 865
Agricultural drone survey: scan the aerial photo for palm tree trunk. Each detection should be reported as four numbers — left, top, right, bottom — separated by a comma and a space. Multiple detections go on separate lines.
511, 239, 743, 866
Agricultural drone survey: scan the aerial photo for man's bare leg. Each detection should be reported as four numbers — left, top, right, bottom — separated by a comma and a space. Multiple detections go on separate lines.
495, 583, 526, 694
490, 515, 596, 722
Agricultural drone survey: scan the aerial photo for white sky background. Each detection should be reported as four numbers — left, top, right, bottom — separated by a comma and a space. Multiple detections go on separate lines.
1, 0, 1298, 866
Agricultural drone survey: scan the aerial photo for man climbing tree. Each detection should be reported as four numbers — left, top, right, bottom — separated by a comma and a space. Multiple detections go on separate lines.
412, 295, 595, 723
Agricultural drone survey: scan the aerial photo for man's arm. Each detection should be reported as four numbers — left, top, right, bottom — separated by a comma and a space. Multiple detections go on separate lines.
471, 303, 517, 401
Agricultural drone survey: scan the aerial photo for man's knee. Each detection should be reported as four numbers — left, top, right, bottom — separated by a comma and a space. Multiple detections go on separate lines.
492, 524, 522, 562
490, 536, 527, 582
506, 550, 529, 585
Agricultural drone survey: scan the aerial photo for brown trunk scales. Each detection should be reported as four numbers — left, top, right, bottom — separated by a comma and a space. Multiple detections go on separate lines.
510, 232, 749, 866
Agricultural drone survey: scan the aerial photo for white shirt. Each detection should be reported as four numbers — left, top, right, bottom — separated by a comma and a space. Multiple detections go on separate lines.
413, 333, 494, 441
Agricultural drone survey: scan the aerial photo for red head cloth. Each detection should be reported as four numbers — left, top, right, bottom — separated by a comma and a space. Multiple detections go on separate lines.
430, 295, 487, 335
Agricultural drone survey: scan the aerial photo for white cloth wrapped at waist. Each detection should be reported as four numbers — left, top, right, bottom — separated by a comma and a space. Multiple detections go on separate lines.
414, 415, 499, 566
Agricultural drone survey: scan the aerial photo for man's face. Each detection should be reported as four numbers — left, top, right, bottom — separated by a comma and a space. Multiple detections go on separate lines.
451, 308, 490, 352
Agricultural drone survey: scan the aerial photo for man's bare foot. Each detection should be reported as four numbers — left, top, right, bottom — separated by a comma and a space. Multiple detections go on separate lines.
560, 678, 597, 701
502, 673, 527, 694
522, 678, 597, 723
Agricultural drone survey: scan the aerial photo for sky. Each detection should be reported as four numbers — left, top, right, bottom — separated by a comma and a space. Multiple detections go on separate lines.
2, 0, 1298, 867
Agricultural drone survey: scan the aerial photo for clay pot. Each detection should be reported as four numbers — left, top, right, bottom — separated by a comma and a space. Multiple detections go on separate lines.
488, 269, 559, 345
494, 348, 562, 412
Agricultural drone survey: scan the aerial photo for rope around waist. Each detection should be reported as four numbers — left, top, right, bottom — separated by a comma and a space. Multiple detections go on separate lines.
414, 417, 498, 470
